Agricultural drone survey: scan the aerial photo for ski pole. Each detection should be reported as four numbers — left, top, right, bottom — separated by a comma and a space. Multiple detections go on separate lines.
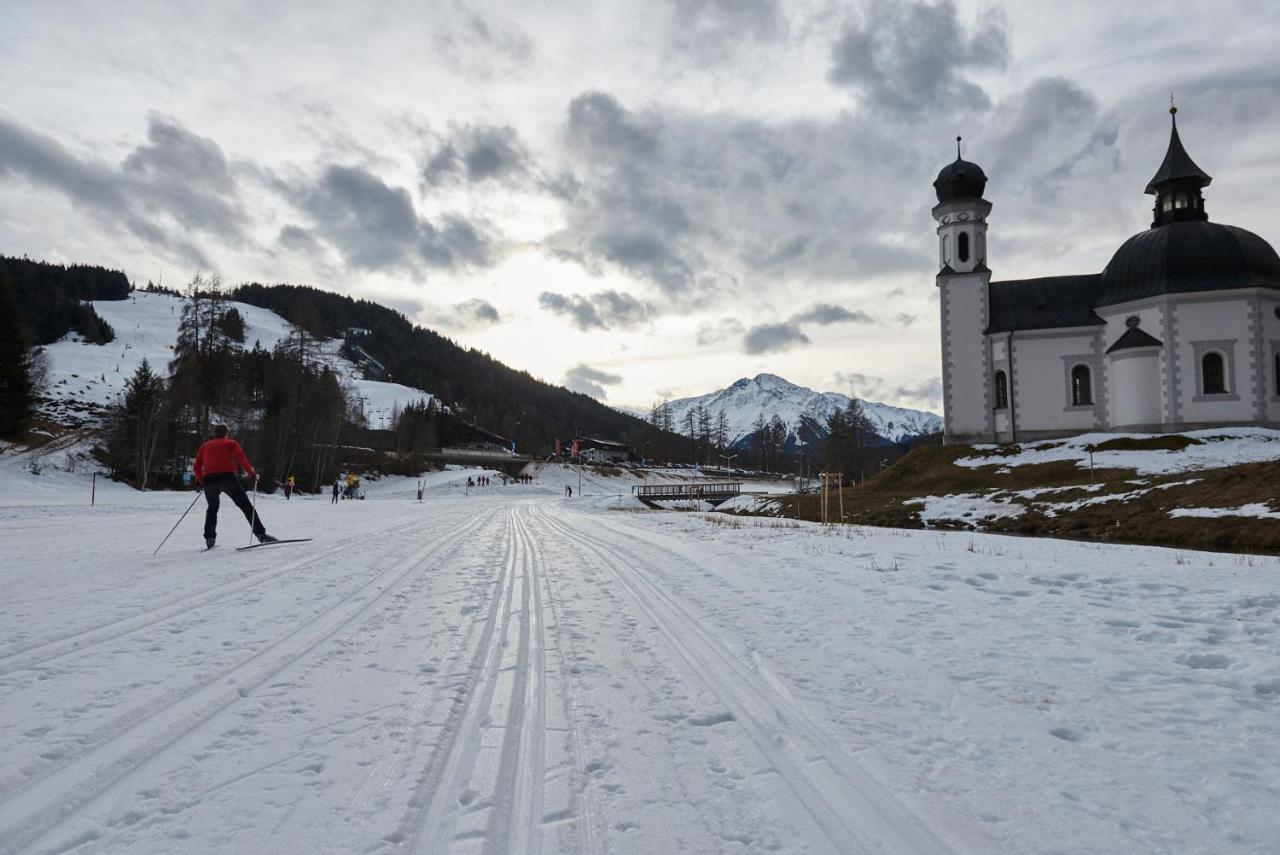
154, 491, 203, 556
249, 475, 259, 547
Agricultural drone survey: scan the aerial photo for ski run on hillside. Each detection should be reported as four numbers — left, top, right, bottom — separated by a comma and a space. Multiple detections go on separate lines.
1, 468, 1277, 854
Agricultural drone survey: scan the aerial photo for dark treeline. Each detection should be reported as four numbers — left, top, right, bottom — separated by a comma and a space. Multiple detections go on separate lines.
230, 283, 685, 459
0, 256, 126, 345
0, 270, 39, 437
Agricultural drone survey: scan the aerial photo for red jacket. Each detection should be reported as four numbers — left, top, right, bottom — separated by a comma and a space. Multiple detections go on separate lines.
193, 438, 257, 483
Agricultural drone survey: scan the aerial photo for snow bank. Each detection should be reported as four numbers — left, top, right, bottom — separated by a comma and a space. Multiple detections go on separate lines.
906, 493, 1024, 524
955, 427, 1280, 475
1170, 503, 1280, 520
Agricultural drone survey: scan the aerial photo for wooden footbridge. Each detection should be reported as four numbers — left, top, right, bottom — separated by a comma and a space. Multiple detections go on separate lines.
632, 482, 742, 507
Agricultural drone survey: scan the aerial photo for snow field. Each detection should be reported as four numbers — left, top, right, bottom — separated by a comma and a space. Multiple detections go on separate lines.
0, 479, 1277, 853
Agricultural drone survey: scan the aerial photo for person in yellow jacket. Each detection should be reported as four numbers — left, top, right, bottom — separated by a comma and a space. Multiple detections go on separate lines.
284, 474, 296, 499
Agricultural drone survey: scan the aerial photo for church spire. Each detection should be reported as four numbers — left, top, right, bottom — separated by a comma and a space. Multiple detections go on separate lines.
1145, 104, 1212, 227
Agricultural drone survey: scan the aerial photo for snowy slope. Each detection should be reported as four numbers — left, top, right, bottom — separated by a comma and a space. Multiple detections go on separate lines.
0, 468, 1276, 853
39, 290, 436, 429
665, 373, 941, 447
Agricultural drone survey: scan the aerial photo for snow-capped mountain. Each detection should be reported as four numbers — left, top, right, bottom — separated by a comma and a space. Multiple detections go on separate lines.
664, 373, 941, 448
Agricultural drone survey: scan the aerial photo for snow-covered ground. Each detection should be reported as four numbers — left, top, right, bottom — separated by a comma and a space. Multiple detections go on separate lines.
1, 463, 1278, 854
958, 428, 1280, 475
40, 291, 435, 428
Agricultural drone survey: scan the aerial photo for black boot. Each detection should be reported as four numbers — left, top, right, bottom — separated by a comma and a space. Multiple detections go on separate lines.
257, 533, 279, 544
205, 537, 216, 549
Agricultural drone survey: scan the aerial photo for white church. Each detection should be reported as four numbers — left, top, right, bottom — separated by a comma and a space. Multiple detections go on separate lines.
934, 107, 1280, 443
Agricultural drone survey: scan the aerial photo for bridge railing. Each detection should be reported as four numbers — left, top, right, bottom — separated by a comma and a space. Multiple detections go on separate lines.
631, 482, 742, 499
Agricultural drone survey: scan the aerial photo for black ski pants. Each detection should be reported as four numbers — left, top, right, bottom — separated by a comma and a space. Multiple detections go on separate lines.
202, 472, 265, 540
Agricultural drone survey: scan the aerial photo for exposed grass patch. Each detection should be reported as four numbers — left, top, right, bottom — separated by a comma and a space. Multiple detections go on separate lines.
754, 444, 1280, 555
1089, 435, 1202, 452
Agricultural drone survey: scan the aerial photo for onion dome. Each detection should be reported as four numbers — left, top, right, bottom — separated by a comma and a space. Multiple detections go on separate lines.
933, 136, 987, 203
1099, 220, 1280, 306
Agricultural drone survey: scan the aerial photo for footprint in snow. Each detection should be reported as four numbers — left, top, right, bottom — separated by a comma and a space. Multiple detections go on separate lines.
1180, 653, 1232, 670
1049, 727, 1086, 743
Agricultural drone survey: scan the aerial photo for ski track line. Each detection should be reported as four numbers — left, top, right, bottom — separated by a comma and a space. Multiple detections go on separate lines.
0, 514, 462, 802
398, 504, 549, 855
481, 506, 546, 855
337, 514, 513, 840
394, 508, 519, 853
536, 506, 978, 855
0, 509, 495, 855
0, 515, 433, 674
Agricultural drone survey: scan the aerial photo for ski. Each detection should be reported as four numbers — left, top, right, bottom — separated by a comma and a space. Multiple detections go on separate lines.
236, 538, 313, 551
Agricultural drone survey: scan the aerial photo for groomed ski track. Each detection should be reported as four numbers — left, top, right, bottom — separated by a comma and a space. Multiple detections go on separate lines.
2, 484, 1277, 853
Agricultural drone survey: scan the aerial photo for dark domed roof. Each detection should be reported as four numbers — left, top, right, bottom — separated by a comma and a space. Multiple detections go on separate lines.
933, 156, 987, 203
1099, 220, 1280, 307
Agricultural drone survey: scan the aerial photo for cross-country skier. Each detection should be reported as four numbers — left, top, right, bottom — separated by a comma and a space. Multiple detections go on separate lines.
193, 424, 277, 548
331, 479, 340, 504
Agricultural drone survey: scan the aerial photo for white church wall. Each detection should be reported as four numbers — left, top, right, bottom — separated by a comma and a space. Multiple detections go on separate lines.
1108, 350, 1162, 428
1263, 295, 1280, 423
939, 273, 991, 440
1174, 297, 1255, 425
1008, 330, 1104, 434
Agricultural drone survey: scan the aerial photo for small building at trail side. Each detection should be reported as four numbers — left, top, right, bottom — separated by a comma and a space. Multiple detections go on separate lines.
574, 437, 632, 464
934, 107, 1280, 444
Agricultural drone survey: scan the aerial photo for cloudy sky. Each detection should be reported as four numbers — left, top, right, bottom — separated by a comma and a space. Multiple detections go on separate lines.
3, 0, 1279, 413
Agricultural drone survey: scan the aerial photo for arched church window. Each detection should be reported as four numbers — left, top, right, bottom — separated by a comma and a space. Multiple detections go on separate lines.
977, 232, 986, 262
1202, 352, 1226, 394
1071, 364, 1092, 406
1275, 352, 1280, 396
958, 232, 970, 263
994, 370, 1008, 409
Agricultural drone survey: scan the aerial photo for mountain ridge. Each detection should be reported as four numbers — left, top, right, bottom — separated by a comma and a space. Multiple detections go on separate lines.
664, 373, 941, 450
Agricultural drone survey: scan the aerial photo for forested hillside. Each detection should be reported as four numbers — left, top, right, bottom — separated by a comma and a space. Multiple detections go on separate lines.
230, 283, 669, 457
1, 256, 126, 345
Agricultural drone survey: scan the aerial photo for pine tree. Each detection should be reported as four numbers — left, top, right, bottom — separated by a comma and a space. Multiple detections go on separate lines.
105, 359, 168, 488
0, 271, 35, 438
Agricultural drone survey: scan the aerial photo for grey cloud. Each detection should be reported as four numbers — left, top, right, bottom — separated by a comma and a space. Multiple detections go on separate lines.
422, 123, 532, 186
894, 312, 917, 328
554, 90, 932, 305
695, 317, 745, 346
439, 297, 501, 328
666, 0, 787, 64
743, 322, 810, 355
567, 91, 660, 159
432, 1, 536, 79
791, 303, 875, 325
538, 289, 651, 331
296, 164, 498, 272
277, 224, 323, 254
0, 112, 247, 265
828, 0, 1008, 118
890, 376, 943, 410
565, 363, 623, 400
832, 371, 885, 399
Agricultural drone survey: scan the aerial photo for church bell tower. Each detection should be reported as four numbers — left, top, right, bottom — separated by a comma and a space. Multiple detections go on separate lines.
933, 137, 993, 442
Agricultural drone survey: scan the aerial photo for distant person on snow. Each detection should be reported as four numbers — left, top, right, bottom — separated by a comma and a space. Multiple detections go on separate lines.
193, 424, 277, 548
331, 479, 340, 504
284, 475, 295, 499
